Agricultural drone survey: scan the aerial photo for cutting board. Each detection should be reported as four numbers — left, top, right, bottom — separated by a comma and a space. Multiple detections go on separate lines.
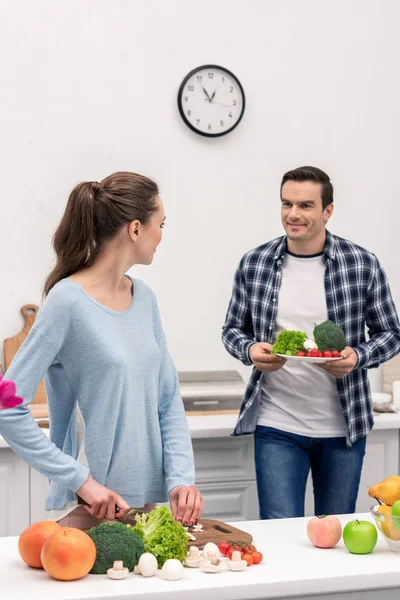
3, 304, 47, 405
186, 519, 253, 550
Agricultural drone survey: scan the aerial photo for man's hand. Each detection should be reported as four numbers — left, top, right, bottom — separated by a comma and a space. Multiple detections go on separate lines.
169, 485, 203, 526
316, 346, 358, 377
76, 474, 130, 521
249, 342, 287, 372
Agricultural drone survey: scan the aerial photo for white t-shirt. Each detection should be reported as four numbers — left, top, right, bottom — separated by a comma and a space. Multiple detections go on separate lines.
258, 251, 347, 437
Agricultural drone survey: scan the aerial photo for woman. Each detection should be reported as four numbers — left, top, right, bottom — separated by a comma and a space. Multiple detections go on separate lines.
0, 171, 202, 529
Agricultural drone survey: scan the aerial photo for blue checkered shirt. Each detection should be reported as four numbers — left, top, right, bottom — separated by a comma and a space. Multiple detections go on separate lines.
222, 230, 400, 444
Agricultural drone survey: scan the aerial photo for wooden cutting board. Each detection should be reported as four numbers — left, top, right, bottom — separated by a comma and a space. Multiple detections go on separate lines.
186, 519, 253, 550
3, 304, 47, 405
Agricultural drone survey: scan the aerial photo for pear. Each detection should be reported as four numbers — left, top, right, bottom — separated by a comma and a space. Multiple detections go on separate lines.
368, 476, 400, 505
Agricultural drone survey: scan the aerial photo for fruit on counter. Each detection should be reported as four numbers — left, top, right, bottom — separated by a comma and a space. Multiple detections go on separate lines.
18, 520, 62, 568
306, 515, 342, 549
251, 551, 263, 564
368, 476, 400, 506
391, 500, 400, 531
376, 504, 400, 540
161, 558, 184, 580
271, 330, 308, 356
313, 320, 346, 352
41, 527, 96, 581
217, 541, 231, 555
134, 552, 158, 577
241, 552, 254, 566
342, 520, 378, 554
107, 560, 129, 580
86, 521, 144, 574
132, 505, 188, 567
222, 541, 262, 564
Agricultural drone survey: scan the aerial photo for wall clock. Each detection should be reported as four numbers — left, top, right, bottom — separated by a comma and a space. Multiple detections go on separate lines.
177, 64, 245, 137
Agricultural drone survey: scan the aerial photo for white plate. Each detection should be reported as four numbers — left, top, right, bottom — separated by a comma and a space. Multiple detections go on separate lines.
276, 354, 342, 363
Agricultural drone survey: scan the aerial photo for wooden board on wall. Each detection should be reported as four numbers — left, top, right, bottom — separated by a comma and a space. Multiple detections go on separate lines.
3, 305, 47, 405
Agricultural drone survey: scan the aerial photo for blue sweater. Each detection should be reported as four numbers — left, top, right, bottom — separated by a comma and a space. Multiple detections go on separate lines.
0, 277, 195, 510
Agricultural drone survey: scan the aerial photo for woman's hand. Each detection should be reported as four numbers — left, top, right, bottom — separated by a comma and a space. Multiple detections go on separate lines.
76, 474, 130, 520
169, 485, 203, 526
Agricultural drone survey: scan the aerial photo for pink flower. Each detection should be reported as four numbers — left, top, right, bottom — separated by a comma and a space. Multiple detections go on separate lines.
0, 376, 24, 410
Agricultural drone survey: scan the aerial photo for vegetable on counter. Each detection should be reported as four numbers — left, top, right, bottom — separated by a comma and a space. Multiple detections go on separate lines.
86, 521, 144, 575
134, 552, 158, 577
107, 560, 129, 580
132, 505, 188, 568
161, 558, 185, 580
271, 330, 308, 356
313, 320, 346, 352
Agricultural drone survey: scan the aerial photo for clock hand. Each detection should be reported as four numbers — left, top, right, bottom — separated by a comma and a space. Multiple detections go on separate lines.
202, 86, 212, 102
204, 99, 233, 109
210, 89, 217, 102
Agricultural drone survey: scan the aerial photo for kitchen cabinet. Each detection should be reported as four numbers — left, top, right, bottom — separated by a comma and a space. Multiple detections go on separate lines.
0, 449, 29, 536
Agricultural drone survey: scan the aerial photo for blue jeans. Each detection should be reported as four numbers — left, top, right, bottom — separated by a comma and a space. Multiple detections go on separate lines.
254, 426, 366, 519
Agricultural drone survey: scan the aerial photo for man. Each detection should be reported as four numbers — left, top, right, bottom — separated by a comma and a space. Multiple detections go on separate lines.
222, 166, 400, 519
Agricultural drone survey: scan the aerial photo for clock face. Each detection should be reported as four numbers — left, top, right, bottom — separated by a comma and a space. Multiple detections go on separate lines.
177, 65, 245, 137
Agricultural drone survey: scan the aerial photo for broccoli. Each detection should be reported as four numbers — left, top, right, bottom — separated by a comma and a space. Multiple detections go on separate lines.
313, 320, 346, 352
132, 505, 188, 567
271, 330, 308, 356
86, 521, 144, 574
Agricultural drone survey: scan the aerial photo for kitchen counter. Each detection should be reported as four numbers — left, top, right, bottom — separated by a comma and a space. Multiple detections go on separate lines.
2, 409, 400, 448
1, 512, 400, 600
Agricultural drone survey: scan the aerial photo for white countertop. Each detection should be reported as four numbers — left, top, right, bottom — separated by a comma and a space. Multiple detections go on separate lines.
2, 512, 400, 600
1, 410, 400, 449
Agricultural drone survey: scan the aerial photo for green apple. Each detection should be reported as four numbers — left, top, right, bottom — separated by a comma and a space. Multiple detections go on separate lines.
343, 519, 377, 554
391, 500, 400, 530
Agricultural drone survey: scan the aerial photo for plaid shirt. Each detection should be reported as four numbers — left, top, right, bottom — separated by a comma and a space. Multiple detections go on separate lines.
222, 230, 400, 444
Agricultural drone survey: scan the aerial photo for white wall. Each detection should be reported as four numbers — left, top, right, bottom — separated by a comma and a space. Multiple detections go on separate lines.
1, 0, 399, 385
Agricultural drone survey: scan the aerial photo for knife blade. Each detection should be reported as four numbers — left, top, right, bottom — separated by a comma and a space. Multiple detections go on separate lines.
77, 496, 144, 525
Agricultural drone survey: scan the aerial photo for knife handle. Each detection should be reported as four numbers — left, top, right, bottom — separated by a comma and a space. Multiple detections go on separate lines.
77, 495, 121, 513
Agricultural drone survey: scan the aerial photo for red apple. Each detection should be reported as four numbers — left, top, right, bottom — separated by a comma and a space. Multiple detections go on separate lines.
307, 515, 342, 548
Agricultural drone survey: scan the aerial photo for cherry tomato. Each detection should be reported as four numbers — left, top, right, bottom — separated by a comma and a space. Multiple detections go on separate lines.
296, 351, 306, 356
318, 351, 324, 357
227, 546, 243, 560
247, 544, 257, 553
251, 551, 263, 564
323, 350, 333, 358
332, 350, 340, 357
218, 541, 231, 556
309, 349, 319, 357
242, 552, 254, 566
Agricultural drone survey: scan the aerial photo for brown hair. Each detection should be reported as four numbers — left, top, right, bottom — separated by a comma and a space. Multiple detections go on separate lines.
281, 166, 334, 209
44, 171, 159, 296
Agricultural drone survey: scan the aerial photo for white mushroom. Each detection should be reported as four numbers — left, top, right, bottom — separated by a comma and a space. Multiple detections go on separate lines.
303, 339, 318, 351
227, 550, 247, 572
202, 557, 225, 574
107, 560, 129, 580
161, 559, 184, 581
134, 553, 158, 577
202, 542, 220, 556
184, 546, 202, 568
